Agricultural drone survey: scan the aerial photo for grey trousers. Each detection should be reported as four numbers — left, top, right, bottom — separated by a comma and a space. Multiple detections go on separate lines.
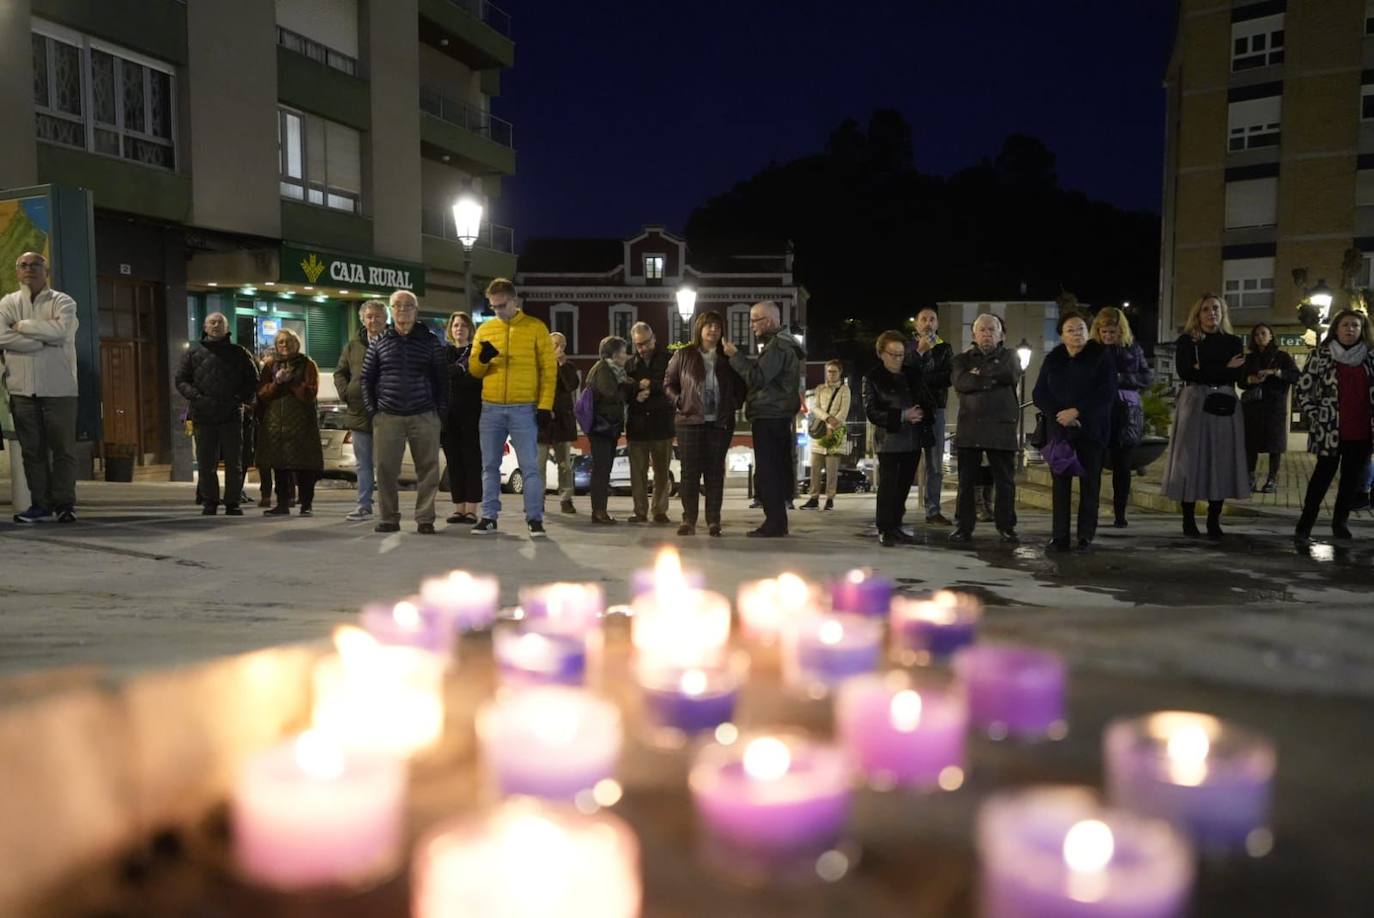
374, 411, 441, 525
10, 395, 78, 510
538, 440, 574, 501
629, 437, 673, 517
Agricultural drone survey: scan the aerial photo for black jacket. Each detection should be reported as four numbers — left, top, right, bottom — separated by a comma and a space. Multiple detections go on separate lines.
863, 364, 936, 453
1032, 340, 1118, 447
905, 338, 953, 408
174, 335, 258, 424
540, 362, 581, 444
730, 328, 805, 420
1175, 332, 1245, 386
951, 344, 1023, 451
443, 343, 484, 434
624, 346, 676, 441
361, 322, 448, 417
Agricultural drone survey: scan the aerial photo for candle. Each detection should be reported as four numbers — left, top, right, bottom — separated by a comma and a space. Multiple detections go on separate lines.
630, 544, 705, 598
312, 626, 447, 757
889, 590, 981, 665
736, 572, 823, 645
631, 588, 732, 670
828, 568, 894, 617
231, 730, 406, 890
782, 612, 883, 695
835, 672, 967, 792
690, 733, 852, 867
493, 622, 591, 687
412, 798, 640, 918
978, 786, 1194, 918
419, 570, 499, 633
637, 653, 747, 743
953, 645, 1067, 741
1104, 711, 1276, 855
517, 582, 605, 635
358, 597, 451, 655
477, 686, 622, 800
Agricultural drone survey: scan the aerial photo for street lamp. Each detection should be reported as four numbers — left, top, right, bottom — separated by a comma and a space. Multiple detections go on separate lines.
1015, 338, 1033, 468
1309, 279, 1334, 324
675, 287, 696, 343
452, 194, 484, 311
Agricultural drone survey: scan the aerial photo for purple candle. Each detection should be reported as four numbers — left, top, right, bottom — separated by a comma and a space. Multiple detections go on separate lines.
1104, 712, 1275, 855
518, 582, 605, 635
494, 624, 591, 687
978, 786, 1194, 918
782, 613, 883, 695
636, 655, 746, 743
828, 568, 894, 617
477, 686, 622, 801
835, 672, 967, 791
358, 598, 452, 655
890, 591, 981, 665
419, 570, 499, 633
953, 645, 1067, 741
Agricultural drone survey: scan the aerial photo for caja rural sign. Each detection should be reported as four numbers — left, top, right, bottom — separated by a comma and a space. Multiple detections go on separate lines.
279, 245, 426, 295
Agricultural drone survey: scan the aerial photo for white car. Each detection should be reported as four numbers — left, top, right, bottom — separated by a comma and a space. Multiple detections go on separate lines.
609, 444, 680, 496
499, 442, 588, 494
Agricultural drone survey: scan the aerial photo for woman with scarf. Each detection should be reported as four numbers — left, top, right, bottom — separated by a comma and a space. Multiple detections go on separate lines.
442, 311, 484, 525
1294, 309, 1374, 543
1159, 294, 1249, 539
1239, 322, 1299, 494
586, 335, 630, 524
255, 328, 323, 516
1090, 307, 1153, 527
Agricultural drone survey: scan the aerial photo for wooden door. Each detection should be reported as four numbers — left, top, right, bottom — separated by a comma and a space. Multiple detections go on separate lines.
100, 340, 139, 449
97, 277, 168, 462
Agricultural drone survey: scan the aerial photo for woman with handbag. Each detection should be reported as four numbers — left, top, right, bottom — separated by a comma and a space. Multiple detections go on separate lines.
1293, 310, 1374, 543
255, 329, 323, 517
585, 335, 630, 525
863, 331, 936, 547
1240, 323, 1299, 494
801, 359, 852, 511
1034, 312, 1117, 551
1159, 294, 1249, 538
1091, 307, 1153, 527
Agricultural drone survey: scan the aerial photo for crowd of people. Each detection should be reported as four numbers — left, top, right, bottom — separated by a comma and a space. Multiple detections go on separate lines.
4, 255, 1373, 549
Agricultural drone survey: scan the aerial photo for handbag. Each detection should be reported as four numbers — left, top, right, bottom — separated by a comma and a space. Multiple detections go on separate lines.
1202, 390, 1237, 417
809, 386, 842, 439
1028, 412, 1048, 450
1112, 399, 1145, 449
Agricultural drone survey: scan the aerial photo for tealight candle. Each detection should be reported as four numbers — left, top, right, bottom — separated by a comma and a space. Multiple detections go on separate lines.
630, 544, 705, 598
737, 572, 823, 645
690, 733, 852, 867
477, 686, 622, 800
412, 798, 641, 918
889, 590, 981, 665
835, 672, 967, 791
1104, 711, 1276, 855
419, 570, 500, 633
517, 582, 605, 635
358, 597, 451, 655
231, 731, 406, 890
493, 622, 590, 687
828, 568, 894, 617
312, 626, 447, 757
782, 612, 883, 694
631, 588, 732, 670
637, 653, 747, 744
978, 786, 1194, 918
953, 645, 1067, 741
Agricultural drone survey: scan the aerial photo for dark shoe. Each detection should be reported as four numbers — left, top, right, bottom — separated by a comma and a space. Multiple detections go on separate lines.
374, 521, 400, 533
824, 498, 834, 511
55, 507, 77, 523
561, 500, 577, 515
708, 524, 722, 537
1260, 479, 1277, 494
747, 526, 786, 538
417, 522, 436, 535
1206, 521, 1224, 541
528, 519, 547, 538
879, 530, 897, 547
1076, 538, 1093, 550
202, 504, 217, 516
347, 506, 374, 522
1294, 525, 1312, 544
925, 513, 952, 526
1045, 538, 1072, 553
472, 518, 499, 534
1332, 522, 1353, 540
653, 513, 673, 525
998, 529, 1019, 544
948, 530, 973, 544
748, 498, 761, 509
264, 505, 291, 516
591, 512, 618, 525
13, 505, 53, 524
626, 514, 649, 523
801, 497, 820, 510
1112, 515, 1128, 528
299, 507, 313, 517
446, 512, 466, 524
225, 506, 244, 516
1182, 518, 1201, 538
677, 522, 697, 536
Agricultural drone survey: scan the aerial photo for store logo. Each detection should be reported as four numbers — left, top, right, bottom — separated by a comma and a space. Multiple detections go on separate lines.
300, 252, 327, 284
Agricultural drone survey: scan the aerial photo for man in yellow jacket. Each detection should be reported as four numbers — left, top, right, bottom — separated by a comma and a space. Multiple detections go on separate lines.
468, 278, 557, 536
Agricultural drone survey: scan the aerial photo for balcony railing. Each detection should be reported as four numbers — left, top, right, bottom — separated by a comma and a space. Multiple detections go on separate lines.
277, 25, 358, 77
421, 208, 514, 253
419, 85, 514, 148
443, 0, 512, 38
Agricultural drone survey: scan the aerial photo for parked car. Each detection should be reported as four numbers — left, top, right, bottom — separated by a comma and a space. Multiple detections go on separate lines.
501, 445, 591, 495
799, 463, 872, 494
609, 444, 680, 496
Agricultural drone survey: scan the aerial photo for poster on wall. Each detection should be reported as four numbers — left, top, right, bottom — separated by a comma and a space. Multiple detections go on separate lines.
0, 195, 51, 270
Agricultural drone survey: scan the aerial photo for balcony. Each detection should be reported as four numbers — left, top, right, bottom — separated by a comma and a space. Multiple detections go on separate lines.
419, 86, 516, 176
444, 0, 511, 38
421, 210, 516, 281
421, 208, 513, 252
420, 87, 512, 147
418, 0, 514, 70
277, 26, 358, 77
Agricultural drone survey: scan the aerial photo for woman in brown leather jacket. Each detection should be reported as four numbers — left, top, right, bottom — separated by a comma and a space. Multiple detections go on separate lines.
664, 311, 746, 536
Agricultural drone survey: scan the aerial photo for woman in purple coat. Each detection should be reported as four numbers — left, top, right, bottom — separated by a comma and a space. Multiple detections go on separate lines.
1090, 307, 1153, 527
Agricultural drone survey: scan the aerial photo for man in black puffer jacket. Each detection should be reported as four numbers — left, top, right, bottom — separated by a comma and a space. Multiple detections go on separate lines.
362, 291, 448, 534
174, 312, 258, 514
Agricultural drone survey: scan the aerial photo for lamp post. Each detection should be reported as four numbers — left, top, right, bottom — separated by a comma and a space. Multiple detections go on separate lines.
452, 195, 484, 312
1015, 338, 1033, 468
675, 287, 696, 343
1309, 279, 1334, 327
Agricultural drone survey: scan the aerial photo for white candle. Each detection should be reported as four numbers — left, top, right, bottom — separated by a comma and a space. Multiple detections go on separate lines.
412, 798, 640, 918
231, 731, 406, 890
736, 573, 822, 645
477, 686, 623, 800
420, 569, 500, 633
631, 588, 732, 671
517, 581, 606, 635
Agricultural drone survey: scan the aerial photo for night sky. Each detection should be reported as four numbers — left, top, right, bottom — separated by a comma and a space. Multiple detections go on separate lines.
497, 1, 1176, 248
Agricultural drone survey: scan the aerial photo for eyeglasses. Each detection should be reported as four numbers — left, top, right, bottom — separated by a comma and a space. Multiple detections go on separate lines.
17, 261, 44, 269
882, 349, 905, 359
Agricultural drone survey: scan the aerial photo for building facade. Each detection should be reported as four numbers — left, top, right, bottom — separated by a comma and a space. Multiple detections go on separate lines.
1160, 0, 1374, 342
1, 0, 517, 476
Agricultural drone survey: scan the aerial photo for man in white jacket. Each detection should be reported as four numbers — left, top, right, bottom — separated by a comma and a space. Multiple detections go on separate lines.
0, 252, 79, 523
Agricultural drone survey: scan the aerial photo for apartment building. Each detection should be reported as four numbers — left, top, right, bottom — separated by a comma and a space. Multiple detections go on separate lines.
0, 0, 516, 475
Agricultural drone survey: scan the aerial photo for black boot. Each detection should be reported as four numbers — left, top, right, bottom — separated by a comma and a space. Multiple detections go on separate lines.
1205, 500, 1224, 540
1181, 502, 1200, 537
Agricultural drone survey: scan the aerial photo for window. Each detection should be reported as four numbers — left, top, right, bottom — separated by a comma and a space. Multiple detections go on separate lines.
1358, 170, 1374, 207
550, 304, 577, 352
31, 23, 176, 169
1227, 96, 1281, 152
1363, 84, 1374, 122
1224, 177, 1278, 229
1367, 0, 1374, 35
277, 107, 361, 213
728, 304, 753, 353
670, 307, 691, 344
1223, 257, 1275, 310
1232, 14, 1284, 71
1360, 254, 1374, 290
609, 305, 636, 342
643, 254, 665, 280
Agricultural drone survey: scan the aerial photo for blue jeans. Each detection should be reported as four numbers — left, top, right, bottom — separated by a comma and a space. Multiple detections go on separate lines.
353, 429, 374, 511
480, 403, 543, 521
922, 407, 946, 517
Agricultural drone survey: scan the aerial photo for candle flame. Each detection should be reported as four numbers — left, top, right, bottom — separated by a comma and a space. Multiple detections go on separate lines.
680, 669, 708, 697
889, 689, 923, 732
393, 601, 421, 629
294, 729, 345, 780
1063, 819, 1114, 873
845, 568, 867, 584
1166, 723, 1211, 787
334, 624, 381, 664
742, 737, 791, 782
532, 702, 580, 747
819, 619, 845, 645
653, 545, 685, 591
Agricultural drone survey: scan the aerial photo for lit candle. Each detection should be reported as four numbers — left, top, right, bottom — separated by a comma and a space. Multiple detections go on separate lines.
953, 645, 1067, 741
690, 733, 852, 870
518, 582, 605, 635
637, 653, 747, 744
827, 568, 894, 617
231, 730, 406, 890
419, 570, 500, 633
358, 597, 451, 655
782, 612, 883, 695
630, 544, 705, 598
834, 672, 967, 792
312, 626, 447, 757
736, 572, 822, 645
889, 590, 981, 665
477, 686, 622, 800
631, 588, 732, 671
978, 786, 1194, 918
493, 622, 591, 687
413, 798, 640, 918
1104, 711, 1276, 855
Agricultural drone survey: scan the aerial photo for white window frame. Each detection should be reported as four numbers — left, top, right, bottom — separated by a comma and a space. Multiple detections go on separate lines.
1223, 257, 1276, 311
609, 304, 637, 342
1231, 14, 1285, 72
276, 105, 361, 214
550, 303, 579, 354
643, 253, 665, 280
727, 303, 754, 353
1227, 96, 1281, 153
1225, 177, 1279, 229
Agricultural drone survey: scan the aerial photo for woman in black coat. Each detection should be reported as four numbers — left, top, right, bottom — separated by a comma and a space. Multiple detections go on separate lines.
1239, 323, 1299, 494
1032, 312, 1117, 551
442, 312, 484, 524
863, 330, 936, 547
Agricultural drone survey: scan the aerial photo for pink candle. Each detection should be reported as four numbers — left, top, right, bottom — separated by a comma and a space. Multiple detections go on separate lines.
835, 672, 967, 791
358, 597, 451, 655
736, 573, 823, 645
782, 612, 883, 696
231, 731, 406, 890
477, 686, 622, 800
828, 568, 894, 616
419, 570, 499, 633
953, 644, 1067, 741
889, 590, 981, 665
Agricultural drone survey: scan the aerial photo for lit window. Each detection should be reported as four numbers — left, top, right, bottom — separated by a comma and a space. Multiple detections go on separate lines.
1227, 96, 1281, 152
277, 107, 361, 213
1232, 14, 1284, 72
644, 255, 665, 280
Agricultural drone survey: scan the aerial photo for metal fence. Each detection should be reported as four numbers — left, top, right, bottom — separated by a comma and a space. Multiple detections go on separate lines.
443, 0, 512, 37
276, 26, 358, 77
420, 209, 514, 253
419, 86, 514, 148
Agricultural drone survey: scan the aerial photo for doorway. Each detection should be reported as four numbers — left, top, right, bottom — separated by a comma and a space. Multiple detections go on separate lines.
97, 277, 168, 463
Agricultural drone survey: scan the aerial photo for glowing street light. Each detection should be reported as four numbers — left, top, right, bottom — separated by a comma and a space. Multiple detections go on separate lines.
1015, 338, 1033, 371
452, 195, 484, 251
675, 287, 697, 322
